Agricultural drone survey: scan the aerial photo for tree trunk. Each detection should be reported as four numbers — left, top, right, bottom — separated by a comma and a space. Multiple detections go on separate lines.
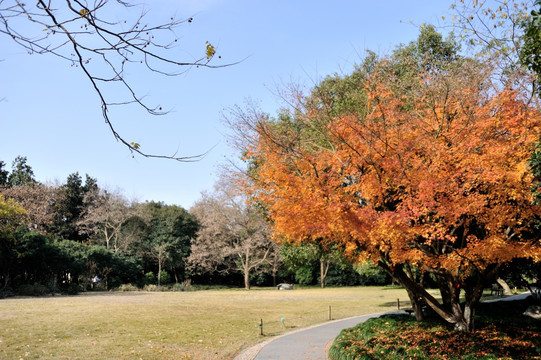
380, 261, 474, 330
1, 272, 9, 293
434, 274, 454, 312
449, 300, 469, 331
113, 232, 119, 254
157, 258, 162, 290
402, 264, 424, 321
460, 278, 486, 331
405, 286, 424, 321
104, 227, 110, 249
496, 278, 512, 295
320, 259, 330, 288
244, 269, 250, 290
242, 249, 251, 290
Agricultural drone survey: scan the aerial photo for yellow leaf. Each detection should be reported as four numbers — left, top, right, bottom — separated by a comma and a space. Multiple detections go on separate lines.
205, 41, 216, 59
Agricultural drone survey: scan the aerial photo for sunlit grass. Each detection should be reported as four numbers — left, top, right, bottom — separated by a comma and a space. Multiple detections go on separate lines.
0, 286, 418, 360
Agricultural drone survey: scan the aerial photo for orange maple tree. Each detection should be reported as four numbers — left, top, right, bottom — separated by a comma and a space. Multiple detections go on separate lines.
245, 59, 541, 331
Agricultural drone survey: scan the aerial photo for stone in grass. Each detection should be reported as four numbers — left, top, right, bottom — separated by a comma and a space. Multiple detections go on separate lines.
277, 283, 294, 290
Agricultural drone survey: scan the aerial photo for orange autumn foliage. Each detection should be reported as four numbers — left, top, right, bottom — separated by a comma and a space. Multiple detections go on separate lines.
249, 68, 541, 280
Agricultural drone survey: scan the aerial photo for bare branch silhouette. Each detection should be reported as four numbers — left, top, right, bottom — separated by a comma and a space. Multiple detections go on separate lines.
0, 0, 239, 161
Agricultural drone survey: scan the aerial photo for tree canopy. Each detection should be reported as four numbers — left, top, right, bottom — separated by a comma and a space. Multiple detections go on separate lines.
237, 25, 541, 331
7, 156, 36, 187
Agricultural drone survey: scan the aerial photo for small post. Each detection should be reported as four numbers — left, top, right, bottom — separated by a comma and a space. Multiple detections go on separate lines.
259, 318, 263, 335
328, 305, 332, 321
397, 298, 400, 310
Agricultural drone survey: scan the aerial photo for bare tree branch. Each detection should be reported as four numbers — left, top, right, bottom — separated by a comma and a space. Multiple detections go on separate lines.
0, 0, 240, 161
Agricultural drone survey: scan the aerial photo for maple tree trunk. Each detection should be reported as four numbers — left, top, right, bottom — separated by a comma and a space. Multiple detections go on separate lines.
449, 301, 469, 331
446, 296, 477, 332
380, 261, 478, 330
399, 263, 424, 321
405, 287, 424, 321
434, 275, 454, 312
461, 279, 486, 331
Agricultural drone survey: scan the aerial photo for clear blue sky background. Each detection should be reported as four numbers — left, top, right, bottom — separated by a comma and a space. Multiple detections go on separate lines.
1, 1, 456, 209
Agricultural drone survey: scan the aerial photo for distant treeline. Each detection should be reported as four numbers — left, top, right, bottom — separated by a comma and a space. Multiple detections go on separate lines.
0, 156, 391, 296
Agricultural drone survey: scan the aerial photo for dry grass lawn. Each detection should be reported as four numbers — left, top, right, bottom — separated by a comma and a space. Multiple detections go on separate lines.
0, 286, 416, 359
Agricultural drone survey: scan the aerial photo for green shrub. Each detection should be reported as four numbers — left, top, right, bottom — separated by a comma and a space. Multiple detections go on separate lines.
143, 284, 158, 292
295, 267, 314, 286
190, 284, 231, 291
0, 289, 14, 298
16, 283, 50, 296
171, 280, 192, 292
143, 272, 156, 285
325, 264, 362, 286
158, 270, 171, 285
64, 283, 82, 295
117, 283, 139, 292
354, 262, 391, 285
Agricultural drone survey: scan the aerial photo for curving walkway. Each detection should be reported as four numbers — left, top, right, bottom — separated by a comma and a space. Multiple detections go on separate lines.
234, 292, 533, 360
234, 312, 397, 360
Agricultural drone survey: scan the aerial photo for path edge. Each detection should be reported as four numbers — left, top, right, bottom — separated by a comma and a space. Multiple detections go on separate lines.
232, 311, 392, 360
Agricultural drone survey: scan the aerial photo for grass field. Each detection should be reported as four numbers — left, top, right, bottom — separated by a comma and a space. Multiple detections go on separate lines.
0, 286, 421, 360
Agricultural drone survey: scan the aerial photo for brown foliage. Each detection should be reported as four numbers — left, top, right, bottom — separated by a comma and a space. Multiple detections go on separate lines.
1, 184, 57, 234
187, 176, 274, 289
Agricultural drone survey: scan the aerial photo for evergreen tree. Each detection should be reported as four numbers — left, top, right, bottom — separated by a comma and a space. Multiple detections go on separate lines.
0, 161, 8, 186
50, 173, 97, 241
8, 156, 35, 187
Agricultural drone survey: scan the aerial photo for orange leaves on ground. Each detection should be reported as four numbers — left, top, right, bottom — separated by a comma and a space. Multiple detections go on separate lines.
333, 314, 541, 360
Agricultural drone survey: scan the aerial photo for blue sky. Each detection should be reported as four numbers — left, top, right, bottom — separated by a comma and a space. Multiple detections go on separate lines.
1, 1, 455, 209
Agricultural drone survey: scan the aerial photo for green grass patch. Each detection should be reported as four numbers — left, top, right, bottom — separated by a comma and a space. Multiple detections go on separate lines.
329, 297, 541, 360
0, 286, 414, 360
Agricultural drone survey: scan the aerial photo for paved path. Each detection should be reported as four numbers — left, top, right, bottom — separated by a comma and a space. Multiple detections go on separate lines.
234, 292, 534, 360
234, 312, 396, 360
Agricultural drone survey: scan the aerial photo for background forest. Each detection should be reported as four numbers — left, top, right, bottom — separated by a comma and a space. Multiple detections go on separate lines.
1, 3, 540, 321
1, 1, 540, 359
0, 156, 389, 296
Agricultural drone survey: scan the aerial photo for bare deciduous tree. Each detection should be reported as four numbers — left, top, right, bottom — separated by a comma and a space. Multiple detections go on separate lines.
188, 176, 273, 290
78, 188, 147, 252
1, 183, 57, 233
0, 0, 235, 160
